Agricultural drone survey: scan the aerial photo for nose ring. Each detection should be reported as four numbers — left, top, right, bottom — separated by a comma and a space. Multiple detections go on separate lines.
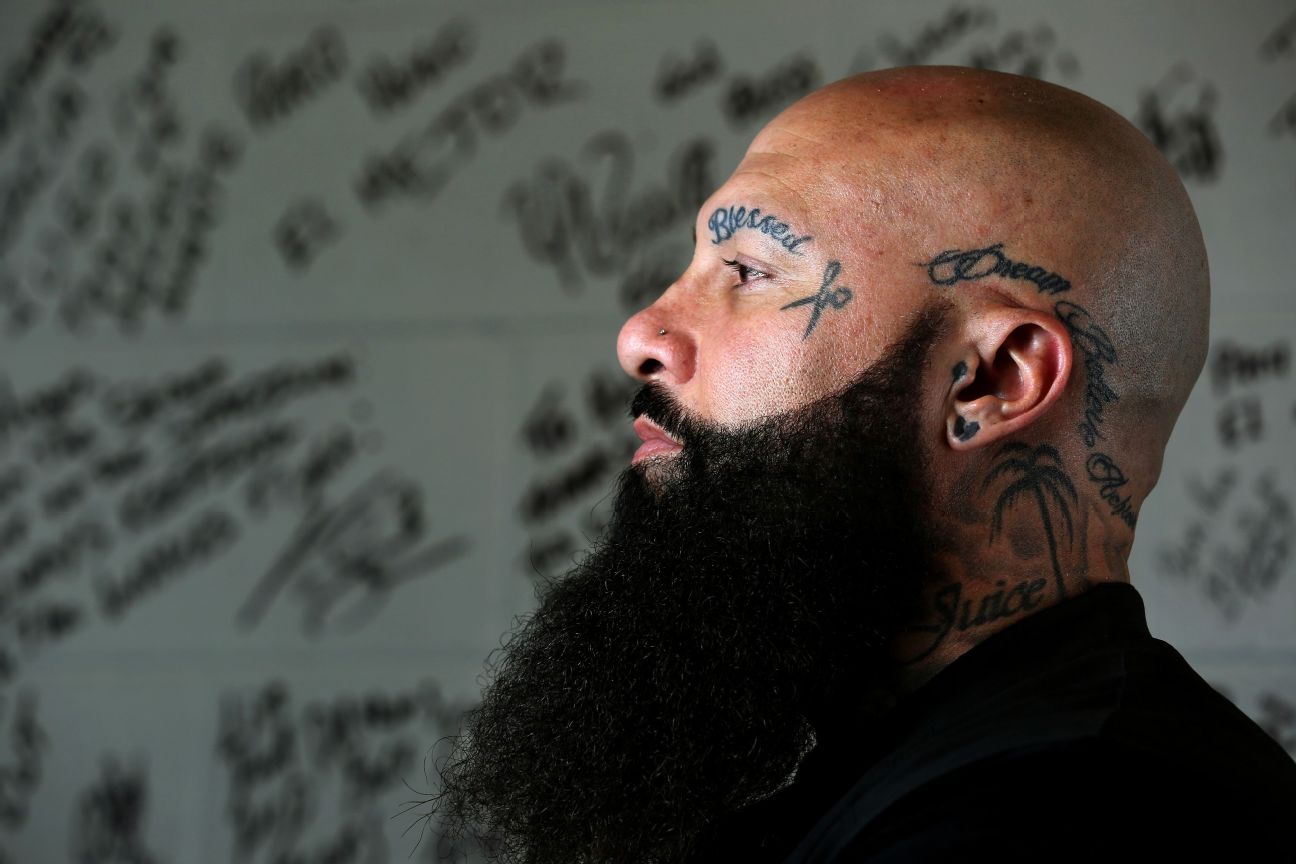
658, 328, 667, 336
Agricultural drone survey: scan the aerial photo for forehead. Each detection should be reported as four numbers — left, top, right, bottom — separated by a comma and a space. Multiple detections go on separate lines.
699, 152, 812, 218
696, 129, 910, 261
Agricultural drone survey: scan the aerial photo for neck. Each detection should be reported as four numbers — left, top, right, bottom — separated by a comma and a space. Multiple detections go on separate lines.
888, 513, 1132, 694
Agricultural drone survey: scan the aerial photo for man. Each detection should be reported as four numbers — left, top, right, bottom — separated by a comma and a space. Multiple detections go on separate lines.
430, 67, 1296, 861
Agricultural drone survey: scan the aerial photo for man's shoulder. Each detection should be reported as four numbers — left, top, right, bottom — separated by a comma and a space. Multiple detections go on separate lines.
828, 735, 1295, 861
783, 587, 1296, 862
1100, 633, 1296, 783
781, 720, 1295, 863
904, 582, 1290, 778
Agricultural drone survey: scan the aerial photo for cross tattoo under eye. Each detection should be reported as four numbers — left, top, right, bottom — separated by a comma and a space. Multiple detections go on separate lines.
780, 260, 854, 340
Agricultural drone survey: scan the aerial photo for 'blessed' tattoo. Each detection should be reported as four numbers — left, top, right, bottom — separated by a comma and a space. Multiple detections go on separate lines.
707, 204, 812, 253
923, 242, 1071, 294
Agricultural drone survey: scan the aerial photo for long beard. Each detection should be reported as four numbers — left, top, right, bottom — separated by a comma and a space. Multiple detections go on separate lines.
433, 307, 947, 863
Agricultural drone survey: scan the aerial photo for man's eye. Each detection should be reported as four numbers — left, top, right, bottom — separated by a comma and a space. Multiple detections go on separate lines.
721, 258, 767, 285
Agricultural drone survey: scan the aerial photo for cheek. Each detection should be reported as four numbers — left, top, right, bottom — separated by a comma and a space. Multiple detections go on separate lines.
701, 322, 846, 423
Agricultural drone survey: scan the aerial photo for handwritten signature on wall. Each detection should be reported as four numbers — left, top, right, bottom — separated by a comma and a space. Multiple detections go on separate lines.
0, 352, 470, 686
217, 678, 488, 863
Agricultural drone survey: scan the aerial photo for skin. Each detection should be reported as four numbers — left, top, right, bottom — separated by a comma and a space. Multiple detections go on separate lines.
616, 66, 1209, 692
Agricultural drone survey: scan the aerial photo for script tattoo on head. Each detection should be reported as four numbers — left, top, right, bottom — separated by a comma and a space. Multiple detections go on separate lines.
923, 242, 1071, 294
1086, 453, 1137, 528
1054, 300, 1118, 447
707, 204, 812, 253
780, 260, 853, 340
1055, 299, 1139, 528
922, 242, 1139, 531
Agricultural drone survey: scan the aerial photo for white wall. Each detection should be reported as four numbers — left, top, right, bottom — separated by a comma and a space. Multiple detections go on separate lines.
0, 0, 1293, 860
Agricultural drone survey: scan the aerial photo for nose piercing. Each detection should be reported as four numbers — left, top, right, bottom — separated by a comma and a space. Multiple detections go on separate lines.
658, 328, 667, 336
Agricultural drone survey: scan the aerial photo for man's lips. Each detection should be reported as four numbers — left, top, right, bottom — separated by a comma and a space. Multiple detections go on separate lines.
632, 416, 683, 463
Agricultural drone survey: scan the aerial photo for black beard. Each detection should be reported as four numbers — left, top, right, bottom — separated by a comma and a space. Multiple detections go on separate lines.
432, 306, 948, 863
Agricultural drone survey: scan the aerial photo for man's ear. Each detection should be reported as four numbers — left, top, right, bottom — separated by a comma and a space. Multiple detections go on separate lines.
945, 309, 1073, 450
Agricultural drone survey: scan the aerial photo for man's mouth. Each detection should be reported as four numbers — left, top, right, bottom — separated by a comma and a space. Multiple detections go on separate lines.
631, 416, 683, 463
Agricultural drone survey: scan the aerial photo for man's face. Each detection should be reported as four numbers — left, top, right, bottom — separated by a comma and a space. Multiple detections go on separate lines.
429, 118, 948, 864
430, 319, 947, 864
617, 134, 927, 439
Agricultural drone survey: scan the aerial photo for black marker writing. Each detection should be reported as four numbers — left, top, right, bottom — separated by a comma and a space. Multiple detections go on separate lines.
1211, 341, 1289, 395
966, 24, 1080, 79
0, 690, 45, 830
655, 40, 723, 102
1269, 93, 1296, 139
245, 426, 360, 516
503, 132, 713, 293
273, 198, 340, 272
0, 518, 109, 618
1218, 396, 1264, 450
618, 242, 691, 311
1256, 692, 1296, 755
357, 19, 475, 114
520, 385, 576, 458
356, 39, 584, 209
1135, 65, 1222, 183
117, 422, 298, 531
219, 678, 477, 861
1159, 474, 1292, 620
236, 471, 469, 636
234, 27, 347, 129
0, 2, 116, 149
170, 354, 353, 443
519, 444, 614, 525
724, 54, 819, 127
877, 5, 995, 66
1260, 10, 1296, 61
71, 757, 160, 863
96, 508, 239, 620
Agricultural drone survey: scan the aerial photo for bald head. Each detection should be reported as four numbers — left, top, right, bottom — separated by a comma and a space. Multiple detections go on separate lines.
752, 65, 1208, 490
679, 65, 1208, 678
619, 64, 1209, 625
439, 68, 1214, 861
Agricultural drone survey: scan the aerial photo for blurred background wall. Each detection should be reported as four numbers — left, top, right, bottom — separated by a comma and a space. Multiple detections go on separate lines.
0, 0, 1292, 860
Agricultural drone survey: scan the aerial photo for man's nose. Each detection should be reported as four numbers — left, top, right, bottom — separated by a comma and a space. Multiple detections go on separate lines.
616, 301, 696, 385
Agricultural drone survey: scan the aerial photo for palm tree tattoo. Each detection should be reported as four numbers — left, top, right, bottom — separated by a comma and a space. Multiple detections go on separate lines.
983, 443, 1078, 601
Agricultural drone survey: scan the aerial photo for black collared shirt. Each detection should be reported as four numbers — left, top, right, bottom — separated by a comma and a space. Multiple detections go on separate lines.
689, 583, 1296, 862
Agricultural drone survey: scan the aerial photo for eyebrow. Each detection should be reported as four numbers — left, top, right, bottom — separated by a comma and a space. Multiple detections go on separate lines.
704, 204, 813, 255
